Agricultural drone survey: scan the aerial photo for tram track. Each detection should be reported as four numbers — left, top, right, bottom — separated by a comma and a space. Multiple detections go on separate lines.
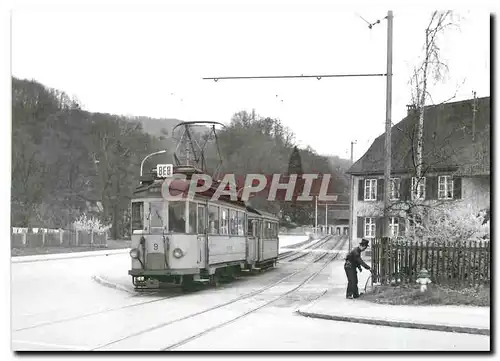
91, 235, 346, 351
13, 237, 329, 334
162, 235, 348, 350
12, 290, 183, 332
284, 235, 333, 263
277, 235, 331, 262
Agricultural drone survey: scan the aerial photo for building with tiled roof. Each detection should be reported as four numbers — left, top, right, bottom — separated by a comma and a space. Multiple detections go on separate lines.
347, 96, 490, 241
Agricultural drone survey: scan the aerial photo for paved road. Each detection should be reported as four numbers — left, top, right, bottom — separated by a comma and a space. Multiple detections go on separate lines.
11, 235, 489, 351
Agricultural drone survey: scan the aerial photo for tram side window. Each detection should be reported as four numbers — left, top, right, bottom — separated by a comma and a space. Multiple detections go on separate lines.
229, 209, 237, 235
198, 205, 206, 234
244, 213, 248, 234
220, 208, 229, 235
247, 219, 253, 236
208, 205, 219, 234
169, 201, 186, 233
237, 211, 245, 236
131, 202, 144, 231
188, 202, 197, 234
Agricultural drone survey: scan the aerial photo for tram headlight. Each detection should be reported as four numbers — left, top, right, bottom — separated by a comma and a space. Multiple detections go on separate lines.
173, 248, 184, 258
129, 248, 140, 259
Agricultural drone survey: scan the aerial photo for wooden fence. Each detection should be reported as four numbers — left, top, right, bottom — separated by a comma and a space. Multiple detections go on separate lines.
371, 238, 490, 287
11, 229, 107, 248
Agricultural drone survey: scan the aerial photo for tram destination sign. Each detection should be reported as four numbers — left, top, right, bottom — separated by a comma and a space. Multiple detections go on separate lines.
156, 164, 173, 178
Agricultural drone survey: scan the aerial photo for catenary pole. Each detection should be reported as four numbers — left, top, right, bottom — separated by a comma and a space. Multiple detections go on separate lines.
383, 10, 394, 239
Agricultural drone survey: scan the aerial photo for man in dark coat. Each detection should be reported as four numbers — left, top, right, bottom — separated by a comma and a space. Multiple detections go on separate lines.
344, 238, 372, 299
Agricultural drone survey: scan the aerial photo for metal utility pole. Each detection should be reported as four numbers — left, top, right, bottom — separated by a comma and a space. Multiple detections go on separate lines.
383, 10, 394, 239
472, 90, 477, 141
348, 140, 356, 250
325, 203, 328, 234
314, 196, 318, 235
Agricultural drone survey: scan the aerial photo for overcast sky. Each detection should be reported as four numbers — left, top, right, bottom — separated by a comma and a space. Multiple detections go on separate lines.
11, 4, 490, 161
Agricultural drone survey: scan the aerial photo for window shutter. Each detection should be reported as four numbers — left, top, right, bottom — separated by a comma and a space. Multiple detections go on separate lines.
401, 178, 410, 201
376, 217, 383, 238
399, 217, 406, 236
426, 176, 437, 200
453, 177, 462, 199
377, 178, 384, 201
357, 217, 364, 238
358, 179, 364, 201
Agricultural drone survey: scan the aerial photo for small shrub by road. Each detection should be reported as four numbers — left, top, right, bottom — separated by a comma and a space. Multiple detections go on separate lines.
362, 284, 490, 307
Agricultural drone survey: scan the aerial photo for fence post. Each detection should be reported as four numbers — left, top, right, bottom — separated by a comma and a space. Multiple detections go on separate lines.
91, 230, 94, 246
60, 230, 64, 245
472, 240, 477, 288
22, 232, 27, 246
478, 240, 483, 285
42, 231, 46, 247
75, 230, 79, 246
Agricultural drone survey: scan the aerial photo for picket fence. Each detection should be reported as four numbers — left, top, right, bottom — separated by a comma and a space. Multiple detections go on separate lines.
11, 228, 107, 248
371, 238, 490, 287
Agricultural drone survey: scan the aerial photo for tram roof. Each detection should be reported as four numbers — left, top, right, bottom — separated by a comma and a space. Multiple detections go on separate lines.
133, 174, 247, 208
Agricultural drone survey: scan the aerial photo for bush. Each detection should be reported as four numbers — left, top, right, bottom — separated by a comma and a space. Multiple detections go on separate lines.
73, 214, 111, 233
363, 284, 490, 307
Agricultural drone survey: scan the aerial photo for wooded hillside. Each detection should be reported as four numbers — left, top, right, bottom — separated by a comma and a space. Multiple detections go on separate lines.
11, 77, 350, 237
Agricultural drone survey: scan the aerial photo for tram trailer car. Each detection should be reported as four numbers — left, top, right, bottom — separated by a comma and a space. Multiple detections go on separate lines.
128, 169, 279, 289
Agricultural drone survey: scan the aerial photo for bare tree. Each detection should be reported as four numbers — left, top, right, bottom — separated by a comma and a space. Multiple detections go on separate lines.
410, 11, 461, 179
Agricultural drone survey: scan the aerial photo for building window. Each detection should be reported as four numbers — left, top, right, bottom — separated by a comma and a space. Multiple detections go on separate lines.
411, 177, 426, 200
390, 178, 401, 200
389, 217, 399, 237
364, 217, 376, 238
438, 175, 454, 199
364, 179, 377, 201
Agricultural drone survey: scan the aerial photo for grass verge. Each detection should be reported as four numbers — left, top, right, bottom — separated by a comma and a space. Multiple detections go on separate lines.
11, 240, 131, 257
362, 284, 490, 307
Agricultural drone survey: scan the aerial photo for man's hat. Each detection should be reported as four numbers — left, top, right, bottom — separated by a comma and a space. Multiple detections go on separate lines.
360, 238, 370, 247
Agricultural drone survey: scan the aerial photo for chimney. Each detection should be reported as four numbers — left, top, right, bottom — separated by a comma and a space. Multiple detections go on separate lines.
406, 104, 417, 115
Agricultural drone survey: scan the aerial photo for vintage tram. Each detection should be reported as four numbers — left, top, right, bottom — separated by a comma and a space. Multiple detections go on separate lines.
128, 122, 279, 289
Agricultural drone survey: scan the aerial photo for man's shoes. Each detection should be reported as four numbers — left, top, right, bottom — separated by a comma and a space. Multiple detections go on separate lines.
346, 295, 353, 299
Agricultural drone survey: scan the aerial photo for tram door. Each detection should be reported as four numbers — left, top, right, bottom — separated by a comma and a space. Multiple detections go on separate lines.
197, 204, 208, 267
246, 218, 257, 265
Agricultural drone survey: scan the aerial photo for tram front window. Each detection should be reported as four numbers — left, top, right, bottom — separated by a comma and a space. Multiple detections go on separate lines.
150, 201, 165, 234
131, 202, 144, 232
169, 201, 186, 233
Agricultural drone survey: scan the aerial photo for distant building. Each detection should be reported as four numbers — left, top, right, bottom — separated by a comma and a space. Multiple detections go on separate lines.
347, 96, 490, 242
317, 203, 350, 235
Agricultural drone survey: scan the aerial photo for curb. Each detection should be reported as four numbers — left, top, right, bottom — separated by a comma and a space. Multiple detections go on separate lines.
91, 275, 136, 295
296, 310, 490, 336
